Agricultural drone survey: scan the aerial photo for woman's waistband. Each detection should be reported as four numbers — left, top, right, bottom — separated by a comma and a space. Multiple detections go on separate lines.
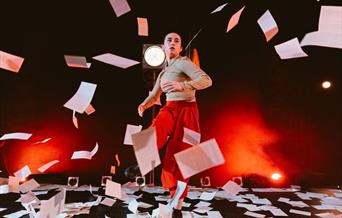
166, 101, 197, 107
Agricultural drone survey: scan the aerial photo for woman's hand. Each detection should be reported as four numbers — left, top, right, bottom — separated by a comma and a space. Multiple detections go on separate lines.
162, 81, 184, 93
138, 103, 146, 117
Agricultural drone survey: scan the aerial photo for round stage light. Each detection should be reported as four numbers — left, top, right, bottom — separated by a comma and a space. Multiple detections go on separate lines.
143, 45, 165, 67
321, 81, 332, 89
271, 173, 282, 181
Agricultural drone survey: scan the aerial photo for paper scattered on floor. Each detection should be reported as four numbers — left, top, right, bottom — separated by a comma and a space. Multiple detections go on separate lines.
289, 209, 311, 216
244, 211, 266, 218
101, 197, 116, 206
222, 180, 242, 195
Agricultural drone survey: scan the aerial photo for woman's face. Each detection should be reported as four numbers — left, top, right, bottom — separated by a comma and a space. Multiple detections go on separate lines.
163, 32, 183, 59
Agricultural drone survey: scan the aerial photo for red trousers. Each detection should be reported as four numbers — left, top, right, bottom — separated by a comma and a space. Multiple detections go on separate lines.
151, 101, 200, 199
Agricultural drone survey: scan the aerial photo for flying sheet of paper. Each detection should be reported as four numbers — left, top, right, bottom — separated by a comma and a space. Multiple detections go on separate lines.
64, 55, 91, 68
19, 191, 40, 205
174, 138, 225, 179
200, 191, 217, 201
72, 110, 79, 129
211, 3, 228, 14
0, 50, 25, 73
124, 124, 143, 145
137, 17, 148, 36
85, 104, 96, 115
9, 176, 20, 193
0, 132, 32, 141
169, 181, 187, 209
226, 6, 245, 32
131, 127, 161, 176
105, 180, 122, 199
222, 180, 242, 195
71, 142, 99, 160
318, 6, 342, 35
32, 138, 51, 145
38, 160, 60, 173
115, 153, 121, 166
101, 197, 116, 206
274, 38, 308, 59
300, 31, 342, 49
257, 10, 278, 42
19, 178, 40, 193
39, 189, 66, 218
14, 165, 32, 180
183, 127, 201, 146
244, 211, 266, 218
92, 53, 140, 69
289, 209, 311, 216
64, 82, 97, 114
301, 6, 342, 49
109, 0, 131, 17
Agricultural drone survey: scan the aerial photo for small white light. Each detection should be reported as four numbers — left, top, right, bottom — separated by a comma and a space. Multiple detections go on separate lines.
144, 46, 165, 67
322, 81, 331, 89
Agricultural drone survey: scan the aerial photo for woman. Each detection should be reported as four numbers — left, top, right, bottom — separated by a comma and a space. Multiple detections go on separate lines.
138, 32, 212, 217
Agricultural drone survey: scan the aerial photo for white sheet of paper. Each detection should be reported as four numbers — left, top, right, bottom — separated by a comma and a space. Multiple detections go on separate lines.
169, 181, 187, 209
105, 180, 122, 199
269, 208, 288, 216
226, 6, 245, 32
244, 211, 266, 218
250, 198, 272, 205
128, 199, 139, 214
200, 191, 217, 201
64, 55, 91, 68
237, 203, 262, 212
211, 3, 228, 14
318, 6, 342, 35
85, 104, 96, 115
274, 38, 308, 60
289, 209, 311, 216
124, 124, 143, 145
19, 178, 40, 193
14, 165, 32, 180
38, 160, 60, 173
138, 201, 154, 208
257, 10, 278, 42
109, 0, 131, 17
183, 127, 201, 146
0, 132, 32, 141
32, 138, 51, 145
194, 201, 211, 208
0, 50, 25, 73
92, 53, 139, 69
131, 127, 161, 176
137, 17, 148, 36
9, 176, 20, 193
39, 189, 66, 218
300, 31, 342, 49
193, 206, 213, 214
71, 142, 99, 160
315, 212, 336, 218
158, 203, 173, 218
19, 191, 40, 205
175, 138, 224, 179
101, 197, 116, 206
64, 82, 97, 114
222, 180, 242, 195
207, 211, 223, 218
